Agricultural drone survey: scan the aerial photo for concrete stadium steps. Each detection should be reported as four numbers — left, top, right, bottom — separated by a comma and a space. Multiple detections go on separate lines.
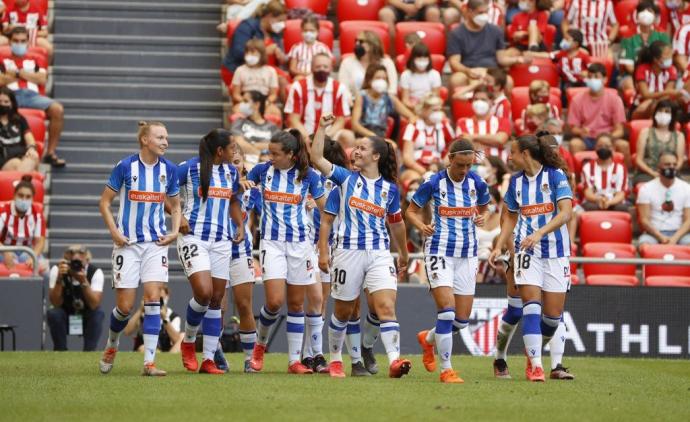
49, 0, 225, 269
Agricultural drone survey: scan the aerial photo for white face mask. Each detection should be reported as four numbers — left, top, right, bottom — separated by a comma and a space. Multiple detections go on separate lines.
371, 78, 388, 94
559, 39, 571, 50
553, 134, 563, 145
238, 101, 254, 117
473, 13, 490, 27
518, 1, 531, 11
586, 77, 603, 93
472, 99, 490, 116
637, 10, 655, 26
428, 111, 444, 124
14, 198, 31, 213
666, 0, 681, 10
414, 58, 430, 71
302, 31, 317, 43
661, 58, 673, 69
655, 111, 672, 127
270, 21, 285, 34
244, 54, 260, 66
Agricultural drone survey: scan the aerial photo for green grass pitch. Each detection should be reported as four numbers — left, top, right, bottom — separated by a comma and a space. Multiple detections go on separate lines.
1, 352, 689, 421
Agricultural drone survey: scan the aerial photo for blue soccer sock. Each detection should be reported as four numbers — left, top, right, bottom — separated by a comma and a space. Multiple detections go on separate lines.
435, 309, 455, 370
286, 312, 305, 364
106, 307, 130, 349
142, 302, 162, 364
495, 296, 523, 360
522, 301, 543, 368
328, 315, 348, 362
257, 306, 279, 346
345, 318, 362, 364
183, 298, 208, 343
362, 313, 380, 348
239, 330, 257, 361
202, 307, 222, 361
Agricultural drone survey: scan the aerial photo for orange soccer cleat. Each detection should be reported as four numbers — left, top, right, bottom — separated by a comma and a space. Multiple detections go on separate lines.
249, 343, 266, 372
417, 330, 436, 372
181, 341, 198, 372
440, 368, 464, 384
328, 361, 346, 378
389, 358, 412, 378
99, 347, 117, 374
288, 361, 314, 374
199, 359, 226, 375
142, 362, 167, 377
526, 366, 545, 382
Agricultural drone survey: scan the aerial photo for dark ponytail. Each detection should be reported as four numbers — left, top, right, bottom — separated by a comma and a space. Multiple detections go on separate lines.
271, 129, 310, 182
199, 128, 231, 201
370, 136, 398, 184
635, 40, 667, 76
516, 134, 569, 176
14, 174, 35, 195
323, 135, 349, 168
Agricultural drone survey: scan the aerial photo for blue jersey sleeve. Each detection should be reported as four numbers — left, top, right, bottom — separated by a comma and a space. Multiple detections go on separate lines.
387, 184, 401, 215
247, 162, 265, 184
166, 163, 179, 197
307, 168, 325, 199
324, 187, 341, 216
250, 188, 262, 214
231, 167, 241, 199
475, 176, 491, 206
177, 161, 189, 187
328, 164, 352, 186
106, 160, 125, 192
552, 169, 573, 202
411, 178, 433, 208
504, 176, 519, 212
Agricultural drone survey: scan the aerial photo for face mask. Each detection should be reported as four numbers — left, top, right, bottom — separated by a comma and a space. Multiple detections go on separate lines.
238, 102, 254, 117
472, 99, 490, 116
518, 1, 531, 11
270, 21, 285, 34
354, 44, 366, 59
526, 120, 538, 131
535, 94, 549, 104
596, 147, 612, 160
553, 134, 563, 145
662, 167, 677, 179
666, 0, 681, 10
0, 105, 11, 115
488, 204, 497, 214
655, 111, 672, 127
244, 54, 260, 66
637, 10, 655, 26
14, 198, 31, 213
302, 31, 317, 43
472, 13, 490, 28
586, 78, 603, 93
661, 58, 673, 69
414, 58, 430, 71
559, 39, 571, 50
313, 70, 329, 83
11, 43, 27, 57
428, 111, 444, 124
371, 78, 388, 94
406, 190, 416, 203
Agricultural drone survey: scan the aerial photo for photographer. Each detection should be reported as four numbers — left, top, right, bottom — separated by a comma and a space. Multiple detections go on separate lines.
46, 245, 104, 351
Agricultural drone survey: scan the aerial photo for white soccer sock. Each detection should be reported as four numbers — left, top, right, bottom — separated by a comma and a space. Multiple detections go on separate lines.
362, 313, 380, 348
425, 327, 436, 344
202, 308, 222, 361
380, 321, 401, 364
183, 298, 208, 343
257, 306, 279, 345
239, 331, 257, 361
142, 302, 161, 364
328, 315, 348, 362
286, 312, 305, 364
495, 296, 523, 361
435, 309, 455, 370
522, 302, 543, 369
107, 307, 129, 349
345, 318, 362, 364
307, 314, 324, 356
549, 322, 566, 369
301, 317, 313, 359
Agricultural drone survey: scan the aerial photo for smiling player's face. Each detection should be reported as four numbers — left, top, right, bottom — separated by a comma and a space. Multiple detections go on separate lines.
352, 138, 376, 170
142, 126, 168, 157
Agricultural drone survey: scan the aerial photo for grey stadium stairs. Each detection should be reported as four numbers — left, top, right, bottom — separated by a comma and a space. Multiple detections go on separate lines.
49, 0, 224, 279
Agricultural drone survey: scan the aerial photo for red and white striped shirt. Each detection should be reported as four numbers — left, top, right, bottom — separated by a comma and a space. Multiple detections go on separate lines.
0, 202, 45, 247
553, 49, 591, 84
673, 23, 690, 56
455, 116, 511, 162
566, 0, 617, 57
634, 63, 677, 94
2, 4, 47, 29
488, 1, 504, 27
287, 41, 332, 75
581, 160, 628, 199
284, 76, 351, 135
669, 7, 690, 36
402, 119, 455, 166
490, 93, 512, 121
1, 56, 44, 93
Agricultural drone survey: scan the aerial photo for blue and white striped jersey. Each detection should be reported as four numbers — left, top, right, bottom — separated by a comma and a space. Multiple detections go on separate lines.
231, 187, 262, 259
308, 174, 337, 245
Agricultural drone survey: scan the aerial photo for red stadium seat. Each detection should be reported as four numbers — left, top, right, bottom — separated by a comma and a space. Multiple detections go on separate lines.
579, 211, 632, 247
614, 0, 638, 30
573, 150, 625, 176
451, 99, 474, 122
339, 21, 389, 56
543, 25, 556, 51
336, 0, 385, 22
644, 276, 690, 287
394, 22, 446, 55
283, 19, 334, 53
19, 108, 46, 143
285, 0, 329, 15
627, 119, 653, 157
510, 59, 560, 87
585, 275, 639, 286
0, 171, 44, 202
510, 87, 561, 120
395, 54, 445, 73
583, 243, 636, 277
571, 242, 578, 275
639, 244, 690, 279
220, 67, 233, 90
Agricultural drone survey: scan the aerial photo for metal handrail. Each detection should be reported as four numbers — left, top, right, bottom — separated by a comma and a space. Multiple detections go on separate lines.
0, 245, 39, 276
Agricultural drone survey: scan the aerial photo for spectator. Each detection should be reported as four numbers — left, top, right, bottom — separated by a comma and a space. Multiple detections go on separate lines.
125, 286, 182, 354
397, 32, 422, 68
287, 15, 333, 79
379, 0, 441, 47
542, 118, 575, 176
400, 95, 454, 182
632, 40, 678, 119
285, 53, 354, 146
447, 0, 527, 91
518, 102, 550, 136
619, 2, 670, 92
634, 100, 685, 184
667, 0, 690, 36
455, 85, 511, 161
478, 155, 512, 196
673, 21, 690, 76
351, 64, 416, 140
507, 0, 551, 51
0, 87, 38, 171
0, 27, 64, 167
338, 30, 398, 97
225, 0, 271, 22
444, 0, 505, 28
222, 0, 287, 74
231, 39, 281, 118
524, 79, 560, 120
46, 245, 104, 351
230, 90, 279, 158
485, 67, 512, 121
0, 174, 46, 275
399, 42, 442, 109
637, 152, 690, 246
581, 134, 629, 211
1, 0, 53, 59
552, 29, 590, 89
567, 63, 627, 157
562, 0, 618, 58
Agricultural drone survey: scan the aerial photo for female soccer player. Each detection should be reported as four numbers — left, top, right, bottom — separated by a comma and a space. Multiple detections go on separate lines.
406, 138, 491, 384
312, 114, 411, 379
489, 134, 573, 382
247, 129, 326, 374
177, 129, 244, 375
98, 121, 181, 376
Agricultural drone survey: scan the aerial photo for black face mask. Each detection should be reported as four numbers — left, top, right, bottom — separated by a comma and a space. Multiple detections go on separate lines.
354, 44, 366, 59
0, 105, 11, 115
662, 168, 677, 179
596, 147, 612, 160
313, 70, 329, 83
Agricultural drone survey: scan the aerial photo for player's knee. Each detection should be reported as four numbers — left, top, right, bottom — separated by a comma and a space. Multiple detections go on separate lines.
265, 297, 283, 313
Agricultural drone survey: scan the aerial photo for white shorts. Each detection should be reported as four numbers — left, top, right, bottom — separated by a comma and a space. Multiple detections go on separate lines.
111, 242, 168, 289
330, 248, 397, 301
176, 235, 231, 280
259, 239, 316, 285
314, 247, 330, 283
229, 255, 256, 287
513, 252, 570, 293
425, 255, 478, 296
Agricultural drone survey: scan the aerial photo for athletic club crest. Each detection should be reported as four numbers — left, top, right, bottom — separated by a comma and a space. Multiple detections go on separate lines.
459, 297, 509, 356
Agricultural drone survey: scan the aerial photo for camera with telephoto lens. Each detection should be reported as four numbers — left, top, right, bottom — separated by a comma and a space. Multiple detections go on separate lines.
70, 259, 83, 272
